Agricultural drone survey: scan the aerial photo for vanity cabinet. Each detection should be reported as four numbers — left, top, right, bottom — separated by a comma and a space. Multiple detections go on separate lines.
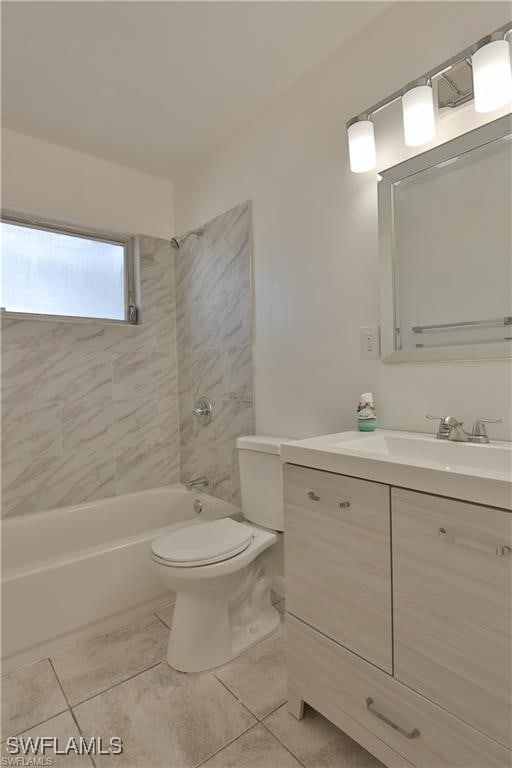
284, 463, 512, 768
287, 615, 509, 768
283, 464, 392, 672
392, 488, 512, 748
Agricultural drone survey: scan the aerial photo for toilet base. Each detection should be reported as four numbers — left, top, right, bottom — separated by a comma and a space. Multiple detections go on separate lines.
231, 604, 281, 659
153, 522, 280, 672
167, 606, 281, 672
166, 588, 280, 673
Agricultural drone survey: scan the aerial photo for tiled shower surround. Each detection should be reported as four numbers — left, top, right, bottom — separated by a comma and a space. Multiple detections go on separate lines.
1, 203, 253, 517
1, 236, 179, 517
176, 201, 254, 504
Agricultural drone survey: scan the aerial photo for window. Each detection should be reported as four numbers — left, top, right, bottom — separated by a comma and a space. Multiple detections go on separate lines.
0, 216, 136, 322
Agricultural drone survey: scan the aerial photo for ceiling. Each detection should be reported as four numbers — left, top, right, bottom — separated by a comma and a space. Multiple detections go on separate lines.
1, 1, 389, 179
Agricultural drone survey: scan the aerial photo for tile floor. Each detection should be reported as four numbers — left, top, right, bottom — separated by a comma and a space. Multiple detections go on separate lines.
1, 592, 384, 768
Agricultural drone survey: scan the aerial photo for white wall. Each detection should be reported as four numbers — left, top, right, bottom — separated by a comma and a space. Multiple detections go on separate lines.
174, 1, 512, 441
2, 129, 174, 238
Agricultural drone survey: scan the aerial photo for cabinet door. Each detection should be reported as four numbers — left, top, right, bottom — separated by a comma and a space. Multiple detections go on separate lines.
392, 488, 512, 748
288, 615, 511, 768
284, 464, 392, 672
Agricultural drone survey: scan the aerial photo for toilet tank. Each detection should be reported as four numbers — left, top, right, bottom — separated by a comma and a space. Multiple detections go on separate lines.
237, 436, 289, 532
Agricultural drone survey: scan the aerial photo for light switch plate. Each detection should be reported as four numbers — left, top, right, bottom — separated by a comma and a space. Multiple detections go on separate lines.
360, 325, 380, 359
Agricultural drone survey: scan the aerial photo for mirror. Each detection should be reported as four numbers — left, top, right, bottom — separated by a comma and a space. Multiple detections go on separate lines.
379, 114, 512, 363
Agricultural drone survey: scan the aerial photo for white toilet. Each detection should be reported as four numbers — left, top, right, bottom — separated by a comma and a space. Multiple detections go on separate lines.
151, 435, 287, 672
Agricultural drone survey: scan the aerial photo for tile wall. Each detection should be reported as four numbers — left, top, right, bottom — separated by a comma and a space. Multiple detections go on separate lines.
1, 236, 179, 517
176, 201, 254, 504
1, 203, 253, 517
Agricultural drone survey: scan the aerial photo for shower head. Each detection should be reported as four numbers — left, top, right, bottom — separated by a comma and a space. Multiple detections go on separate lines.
170, 229, 203, 250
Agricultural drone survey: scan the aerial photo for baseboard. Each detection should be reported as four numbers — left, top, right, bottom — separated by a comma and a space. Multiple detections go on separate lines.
1, 593, 174, 674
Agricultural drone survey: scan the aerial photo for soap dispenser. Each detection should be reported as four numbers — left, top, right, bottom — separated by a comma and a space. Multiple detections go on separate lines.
357, 392, 377, 432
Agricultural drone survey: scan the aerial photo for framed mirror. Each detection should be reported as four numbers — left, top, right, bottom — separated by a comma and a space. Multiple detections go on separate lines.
379, 114, 512, 363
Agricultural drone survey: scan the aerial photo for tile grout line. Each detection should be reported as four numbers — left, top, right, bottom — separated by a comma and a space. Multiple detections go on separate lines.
260, 718, 308, 768
47, 656, 93, 767
48, 657, 72, 709
69, 660, 163, 710
2, 707, 70, 741
68, 707, 98, 768
212, 675, 261, 722
209, 618, 288, 722
259, 698, 288, 721
192, 721, 261, 768
2, 656, 75, 742
48, 656, 101, 766
153, 610, 172, 630
193, 706, 308, 768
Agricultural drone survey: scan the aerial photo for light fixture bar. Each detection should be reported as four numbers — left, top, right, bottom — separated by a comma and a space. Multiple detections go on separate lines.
346, 21, 511, 128
438, 71, 473, 110
440, 72, 465, 98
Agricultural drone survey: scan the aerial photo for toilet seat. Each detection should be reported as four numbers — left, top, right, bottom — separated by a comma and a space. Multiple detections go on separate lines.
151, 518, 254, 567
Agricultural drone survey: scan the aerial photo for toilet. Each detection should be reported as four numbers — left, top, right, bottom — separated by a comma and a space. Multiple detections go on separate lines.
151, 435, 287, 672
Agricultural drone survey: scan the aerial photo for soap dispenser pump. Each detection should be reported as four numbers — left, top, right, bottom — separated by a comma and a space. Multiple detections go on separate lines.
357, 392, 377, 432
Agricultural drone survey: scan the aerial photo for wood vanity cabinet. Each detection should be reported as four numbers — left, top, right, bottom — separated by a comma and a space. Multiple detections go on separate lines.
283, 463, 392, 672
392, 488, 512, 749
284, 463, 512, 768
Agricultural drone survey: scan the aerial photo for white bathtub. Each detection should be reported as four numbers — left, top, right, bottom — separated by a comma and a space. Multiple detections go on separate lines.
1, 485, 240, 671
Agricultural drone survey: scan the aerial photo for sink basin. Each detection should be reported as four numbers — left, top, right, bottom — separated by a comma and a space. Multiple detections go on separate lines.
331, 433, 512, 476
281, 429, 512, 509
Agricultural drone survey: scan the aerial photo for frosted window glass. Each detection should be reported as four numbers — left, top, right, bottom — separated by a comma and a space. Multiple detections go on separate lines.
0, 222, 126, 320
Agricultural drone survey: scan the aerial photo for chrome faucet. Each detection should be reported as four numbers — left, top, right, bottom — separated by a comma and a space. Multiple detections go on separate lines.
185, 476, 209, 491
469, 419, 503, 444
426, 415, 502, 443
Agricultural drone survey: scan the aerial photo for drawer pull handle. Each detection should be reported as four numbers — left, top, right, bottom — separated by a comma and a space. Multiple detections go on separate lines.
365, 698, 420, 740
439, 528, 511, 557
307, 491, 320, 501
339, 500, 351, 508
496, 545, 512, 557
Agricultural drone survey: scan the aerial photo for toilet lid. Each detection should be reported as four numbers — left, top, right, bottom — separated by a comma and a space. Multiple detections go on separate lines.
151, 518, 254, 566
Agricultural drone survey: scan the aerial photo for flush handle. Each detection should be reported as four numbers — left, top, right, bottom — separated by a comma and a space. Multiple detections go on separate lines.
307, 491, 320, 501
366, 698, 420, 740
339, 501, 351, 508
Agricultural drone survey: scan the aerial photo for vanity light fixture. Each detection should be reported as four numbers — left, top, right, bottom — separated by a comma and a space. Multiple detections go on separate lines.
472, 38, 512, 113
402, 80, 436, 147
347, 117, 376, 173
346, 21, 511, 173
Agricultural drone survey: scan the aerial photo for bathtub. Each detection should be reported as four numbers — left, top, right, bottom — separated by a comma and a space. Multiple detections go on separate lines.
1, 485, 240, 671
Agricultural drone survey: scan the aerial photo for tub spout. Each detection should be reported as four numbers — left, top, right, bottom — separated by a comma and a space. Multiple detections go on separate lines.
185, 476, 209, 491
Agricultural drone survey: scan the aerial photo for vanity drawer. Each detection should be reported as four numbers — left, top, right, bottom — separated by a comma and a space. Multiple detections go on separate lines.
392, 489, 512, 748
287, 614, 511, 768
284, 464, 392, 672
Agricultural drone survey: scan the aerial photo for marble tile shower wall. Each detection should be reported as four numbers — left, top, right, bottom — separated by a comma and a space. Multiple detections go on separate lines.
176, 202, 254, 505
1, 237, 179, 518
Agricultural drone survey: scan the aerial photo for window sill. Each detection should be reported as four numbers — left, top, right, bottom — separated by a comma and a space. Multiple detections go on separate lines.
0, 309, 135, 326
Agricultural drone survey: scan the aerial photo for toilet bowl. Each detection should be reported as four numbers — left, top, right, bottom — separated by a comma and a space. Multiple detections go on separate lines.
151, 435, 288, 672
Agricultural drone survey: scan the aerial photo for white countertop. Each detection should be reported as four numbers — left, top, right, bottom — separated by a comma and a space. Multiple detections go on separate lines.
281, 429, 512, 510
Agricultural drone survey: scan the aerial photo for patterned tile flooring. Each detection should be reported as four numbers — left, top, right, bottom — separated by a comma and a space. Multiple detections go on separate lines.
1, 593, 383, 768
